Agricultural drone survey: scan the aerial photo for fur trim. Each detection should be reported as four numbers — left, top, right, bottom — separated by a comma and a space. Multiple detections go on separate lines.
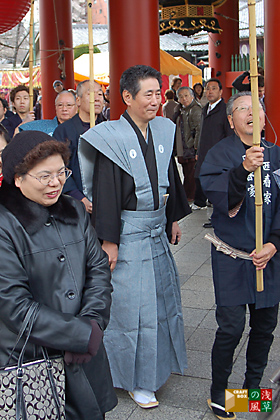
0, 181, 79, 235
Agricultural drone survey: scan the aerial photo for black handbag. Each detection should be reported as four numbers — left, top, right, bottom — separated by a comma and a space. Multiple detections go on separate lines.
0, 302, 65, 419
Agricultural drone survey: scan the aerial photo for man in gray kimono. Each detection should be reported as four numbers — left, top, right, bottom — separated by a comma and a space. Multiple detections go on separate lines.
78, 65, 190, 409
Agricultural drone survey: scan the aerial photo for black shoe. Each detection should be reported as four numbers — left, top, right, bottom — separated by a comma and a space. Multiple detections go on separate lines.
203, 222, 213, 228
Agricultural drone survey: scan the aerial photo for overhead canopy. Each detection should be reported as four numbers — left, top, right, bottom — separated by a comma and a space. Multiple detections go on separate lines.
74, 52, 110, 84
175, 55, 202, 84
74, 50, 201, 83
159, 0, 223, 36
175, 56, 201, 75
160, 49, 200, 75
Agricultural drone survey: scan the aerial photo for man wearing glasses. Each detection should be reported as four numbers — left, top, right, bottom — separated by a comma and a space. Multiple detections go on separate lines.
200, 92, 280, 420
18, 90, 78, 136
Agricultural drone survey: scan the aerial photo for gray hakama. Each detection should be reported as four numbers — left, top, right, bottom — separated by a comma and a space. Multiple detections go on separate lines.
79, 116, 187, 392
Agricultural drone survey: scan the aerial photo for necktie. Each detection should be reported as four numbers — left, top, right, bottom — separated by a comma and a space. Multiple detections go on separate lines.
208, 104, 212, 114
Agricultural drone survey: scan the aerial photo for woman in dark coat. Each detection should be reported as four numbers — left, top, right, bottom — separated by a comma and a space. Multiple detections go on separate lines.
0, 131, 117, 420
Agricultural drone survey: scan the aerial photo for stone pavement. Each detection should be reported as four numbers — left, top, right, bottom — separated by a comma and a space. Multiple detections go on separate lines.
106, 207, 280, 420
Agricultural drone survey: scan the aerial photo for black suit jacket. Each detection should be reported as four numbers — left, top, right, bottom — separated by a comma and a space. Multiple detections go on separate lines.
194, 99, 233, 177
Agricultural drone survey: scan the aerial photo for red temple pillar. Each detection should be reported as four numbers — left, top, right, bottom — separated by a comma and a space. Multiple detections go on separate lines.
108, 0, 160, 120
264, 0, 280, 144
39, 0, 74, 119
208, 0, 239, 102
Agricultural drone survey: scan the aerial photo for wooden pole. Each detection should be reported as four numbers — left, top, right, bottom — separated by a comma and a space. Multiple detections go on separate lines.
248, 0, 264, 292
29, 0, 35, 112
87, 0, 95, 127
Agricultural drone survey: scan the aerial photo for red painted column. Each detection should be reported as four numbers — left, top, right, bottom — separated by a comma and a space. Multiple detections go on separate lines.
39, 0, 74, 119
108, 0, 160, 120
208, 0, 239, 102
264, 0, 279, 144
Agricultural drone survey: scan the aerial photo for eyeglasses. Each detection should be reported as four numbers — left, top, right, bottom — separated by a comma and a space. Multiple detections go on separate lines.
232, 105, 262, 114
56, 103, 76, 110
27, 168, 72, 186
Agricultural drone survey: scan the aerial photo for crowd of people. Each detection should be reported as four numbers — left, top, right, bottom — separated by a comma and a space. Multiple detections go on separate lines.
0, 64, 279, 420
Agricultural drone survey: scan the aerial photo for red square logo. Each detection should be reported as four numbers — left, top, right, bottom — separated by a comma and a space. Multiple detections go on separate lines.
261, 389, 272, 401
249, 401, 261, 412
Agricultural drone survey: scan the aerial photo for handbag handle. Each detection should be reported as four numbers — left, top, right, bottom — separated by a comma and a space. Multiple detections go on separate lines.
4, 302, 62, 420
5, 301, 40, 367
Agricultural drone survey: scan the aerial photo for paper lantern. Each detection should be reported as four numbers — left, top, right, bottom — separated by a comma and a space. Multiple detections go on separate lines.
0, 0, 31, 34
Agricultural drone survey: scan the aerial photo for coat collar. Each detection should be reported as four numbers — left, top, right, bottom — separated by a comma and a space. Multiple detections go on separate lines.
0, 181, 78, 235
204, 98, 225, 117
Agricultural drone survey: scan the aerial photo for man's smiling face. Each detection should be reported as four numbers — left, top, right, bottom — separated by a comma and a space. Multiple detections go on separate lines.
228, 95, 265, 145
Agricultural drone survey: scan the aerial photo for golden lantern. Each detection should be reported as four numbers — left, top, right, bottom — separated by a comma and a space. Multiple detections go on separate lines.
159, 0, 227, 35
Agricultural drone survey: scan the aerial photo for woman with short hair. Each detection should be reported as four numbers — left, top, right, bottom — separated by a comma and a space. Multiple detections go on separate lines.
0, 130, 117, 419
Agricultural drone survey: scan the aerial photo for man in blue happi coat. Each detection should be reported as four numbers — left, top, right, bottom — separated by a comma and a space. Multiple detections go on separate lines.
78, 65, 190, 409
200, 91, 280, 419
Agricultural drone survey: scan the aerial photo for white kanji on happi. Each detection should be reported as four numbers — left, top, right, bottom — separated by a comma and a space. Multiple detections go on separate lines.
263, 161, 270, 171
248, 184, 255, 198
263, 174, 271, 188
247, 173, 254, 182
263, 191, 272, 205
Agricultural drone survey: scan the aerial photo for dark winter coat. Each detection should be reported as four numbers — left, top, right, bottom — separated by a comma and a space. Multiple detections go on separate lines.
53, 113, 106, 200
53, 114, 88, 199
2, 112, 22, 138
194, 99, 233, 178
0, 181, 117, 420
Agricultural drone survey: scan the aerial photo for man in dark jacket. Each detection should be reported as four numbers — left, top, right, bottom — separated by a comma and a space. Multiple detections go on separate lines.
174, 86, 202, 202
53, 80, 105, 213
2, 85, 35, 137
193, 78, 233, 214
200, 92, 280, 420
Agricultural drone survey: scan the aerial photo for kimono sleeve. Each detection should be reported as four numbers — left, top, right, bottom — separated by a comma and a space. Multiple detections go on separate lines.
92, 151, 123, 245
166, 155, 191, 241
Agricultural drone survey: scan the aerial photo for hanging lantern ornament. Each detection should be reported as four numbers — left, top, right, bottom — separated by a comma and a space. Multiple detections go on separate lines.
159, 0, 227, 36
0, 0, 31, 34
